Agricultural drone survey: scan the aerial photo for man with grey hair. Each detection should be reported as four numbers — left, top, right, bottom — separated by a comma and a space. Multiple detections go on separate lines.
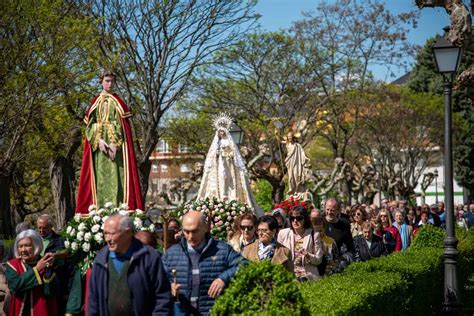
88, 214, 171, 315
36, 214, 65, 256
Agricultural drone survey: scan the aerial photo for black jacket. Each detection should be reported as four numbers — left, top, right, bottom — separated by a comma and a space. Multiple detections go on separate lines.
354, 234, 388, 262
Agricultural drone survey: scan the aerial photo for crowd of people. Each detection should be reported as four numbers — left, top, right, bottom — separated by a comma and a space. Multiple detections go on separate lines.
0, 199, 473, 315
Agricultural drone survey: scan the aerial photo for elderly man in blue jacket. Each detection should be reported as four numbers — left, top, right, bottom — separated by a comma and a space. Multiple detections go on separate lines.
163, 211, 245, 315
88, 214, 172, 315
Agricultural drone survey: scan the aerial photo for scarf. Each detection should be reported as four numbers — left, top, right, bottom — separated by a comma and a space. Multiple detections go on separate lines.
239, 235, 255, 251
394, 222, 409, 250
258, 240, 276, 260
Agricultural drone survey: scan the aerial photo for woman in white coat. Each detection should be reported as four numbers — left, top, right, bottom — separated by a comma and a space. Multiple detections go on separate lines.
277, 205, 323, 281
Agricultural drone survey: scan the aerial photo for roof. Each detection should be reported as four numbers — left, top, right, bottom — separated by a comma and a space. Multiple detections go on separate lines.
390, 72, 410, 85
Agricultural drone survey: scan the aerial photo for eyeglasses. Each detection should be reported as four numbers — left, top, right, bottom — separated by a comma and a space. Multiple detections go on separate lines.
240, 225, 254, 231
289, 216, 304, 222
353, 213, 362, 217
257, 228, 271, 234
379, 214, 387, 218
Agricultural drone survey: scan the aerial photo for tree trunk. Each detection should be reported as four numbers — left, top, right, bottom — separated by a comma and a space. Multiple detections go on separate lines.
271, 181, 285, 204
138, 159, 152, 206
463, 187, 474, 204
0, 175, 13, 238
50, 156, 76, 230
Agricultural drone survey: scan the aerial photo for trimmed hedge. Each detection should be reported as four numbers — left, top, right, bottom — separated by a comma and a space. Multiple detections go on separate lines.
211, 260, 309, 315
212, 227, 474, 315
343, 247, 444, 314
300, 271, 407, 315
410, 224, 446, 250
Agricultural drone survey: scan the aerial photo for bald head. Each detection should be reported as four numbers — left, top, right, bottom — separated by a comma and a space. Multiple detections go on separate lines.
325, 198, 340, 223
183, 211, 207, 227
182, 211, 208, 248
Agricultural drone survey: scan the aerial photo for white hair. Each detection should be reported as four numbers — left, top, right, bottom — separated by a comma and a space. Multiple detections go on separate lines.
393, 209, 405, 217
106, 214, 134, 232
14, 229, 43, 258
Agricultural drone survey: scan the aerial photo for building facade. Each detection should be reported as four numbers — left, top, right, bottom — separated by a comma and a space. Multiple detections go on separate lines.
148, 139, 204, 203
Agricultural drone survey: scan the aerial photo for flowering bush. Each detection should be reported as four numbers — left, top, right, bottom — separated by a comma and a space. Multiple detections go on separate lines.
273, 195, 314, 215
62, 203, 154, 275
175, 197, 253, 240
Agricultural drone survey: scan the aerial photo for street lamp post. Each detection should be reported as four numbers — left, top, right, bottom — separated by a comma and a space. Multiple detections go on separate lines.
434, 168, 439, 203
229, 122, 244, 145
432, 33, 462, 313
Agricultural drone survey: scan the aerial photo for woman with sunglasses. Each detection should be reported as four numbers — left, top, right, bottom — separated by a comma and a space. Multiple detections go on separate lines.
242, 216, 292, 270
350, 205, 367, 238
228, 213, 257, 253
277, 206, 323, 281
377, 210, 402, 253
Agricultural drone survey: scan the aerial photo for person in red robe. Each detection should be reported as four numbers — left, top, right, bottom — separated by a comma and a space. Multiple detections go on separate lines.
76, 70, 143, 213
5, 230, 57, 316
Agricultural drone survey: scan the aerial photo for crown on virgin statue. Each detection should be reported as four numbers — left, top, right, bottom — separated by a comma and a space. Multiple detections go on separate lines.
212, 113, 234, 131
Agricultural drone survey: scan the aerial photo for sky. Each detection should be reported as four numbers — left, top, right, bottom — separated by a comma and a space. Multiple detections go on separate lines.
254, 0, 452, 82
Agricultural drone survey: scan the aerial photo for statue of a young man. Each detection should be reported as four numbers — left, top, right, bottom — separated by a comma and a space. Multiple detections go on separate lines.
76, 70, 143, 213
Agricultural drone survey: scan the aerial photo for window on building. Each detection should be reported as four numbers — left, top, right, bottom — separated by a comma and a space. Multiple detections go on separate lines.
160, 163, 169, 173
152, 163, 158, 173
178, 144, 190, 153
180, 163, 192, 173
156, 139, 170, 153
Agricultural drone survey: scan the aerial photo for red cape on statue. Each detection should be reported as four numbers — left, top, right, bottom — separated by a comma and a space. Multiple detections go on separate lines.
76, 93, 143, 214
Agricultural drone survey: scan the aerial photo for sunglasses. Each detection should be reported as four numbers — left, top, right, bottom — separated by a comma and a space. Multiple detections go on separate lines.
290, 216, 304, 222
240, 225, 254, 231
353, 212, 362, 217
380, 214, 387, 218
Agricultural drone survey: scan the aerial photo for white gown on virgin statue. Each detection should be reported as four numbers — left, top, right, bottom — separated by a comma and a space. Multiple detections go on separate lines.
197, 128, 262, 216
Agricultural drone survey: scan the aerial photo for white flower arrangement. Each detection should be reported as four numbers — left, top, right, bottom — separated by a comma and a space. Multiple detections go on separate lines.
175, 197, 253, 240
62, 202, 153, 275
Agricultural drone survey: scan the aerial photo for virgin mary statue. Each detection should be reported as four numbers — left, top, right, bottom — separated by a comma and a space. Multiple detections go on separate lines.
197, 114, 261, 216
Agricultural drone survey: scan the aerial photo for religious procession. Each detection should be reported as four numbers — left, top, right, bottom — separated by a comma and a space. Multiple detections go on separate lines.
1, 0, 474, 315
